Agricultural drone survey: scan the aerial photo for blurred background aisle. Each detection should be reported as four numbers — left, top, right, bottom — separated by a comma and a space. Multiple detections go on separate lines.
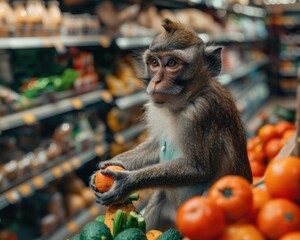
0, 0, 299, 239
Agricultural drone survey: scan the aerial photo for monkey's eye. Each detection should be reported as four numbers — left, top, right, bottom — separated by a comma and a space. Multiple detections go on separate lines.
166, 59, 177, 68
150, 58, 159, 68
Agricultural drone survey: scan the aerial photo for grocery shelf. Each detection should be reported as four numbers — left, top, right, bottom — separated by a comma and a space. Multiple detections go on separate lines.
219, 57, 269, 85
115, 33, 266, 50
114, 123, 145, 144
115, 91, 149, 110
40, 204, 106, 240
0, 35, 111, 50
0, 89, 113, 133
0, 142, 108, 211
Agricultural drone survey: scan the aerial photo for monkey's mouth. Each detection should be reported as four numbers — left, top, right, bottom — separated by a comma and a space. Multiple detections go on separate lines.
150, 92, 175, 104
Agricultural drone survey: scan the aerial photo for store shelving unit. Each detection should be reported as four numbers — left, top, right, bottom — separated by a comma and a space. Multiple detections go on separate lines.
0, 35, 111, 50
0, 89, 113, 133
0, 142, 108, 211
39, 204, 106, 240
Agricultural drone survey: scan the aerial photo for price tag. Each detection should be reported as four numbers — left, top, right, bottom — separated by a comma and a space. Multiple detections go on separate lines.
5, 190, 20, 204
70, 157, 80, 169
115, 134, 125, 144
52, 166, 63, 178
18, 184, 32, 197
95, 145, 105, 156
89, 205, 99, 216
32, 176, 45, 189
99, 36, 110, 48
62, 161, 72, 173
67, 221, 78, 233
23, 113, 36, 125
72, 97, 83, 110
101, 91, 113, 103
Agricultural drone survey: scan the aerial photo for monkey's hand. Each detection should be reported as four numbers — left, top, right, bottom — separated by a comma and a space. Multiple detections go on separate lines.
98, 160, 126, 170
93, 168, 133, 205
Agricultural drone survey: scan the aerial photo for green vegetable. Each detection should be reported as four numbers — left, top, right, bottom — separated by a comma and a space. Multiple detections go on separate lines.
113, 209, 127, 237
137, 216, 146, 233
95, 215, 105, 223
157, 228, 183, 240
80, 221, 112, 240
125, 211, 139, 229
114, 228, 147, 240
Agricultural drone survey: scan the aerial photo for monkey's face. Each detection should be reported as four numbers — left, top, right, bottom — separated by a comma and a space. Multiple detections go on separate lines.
143, 46, 199, 104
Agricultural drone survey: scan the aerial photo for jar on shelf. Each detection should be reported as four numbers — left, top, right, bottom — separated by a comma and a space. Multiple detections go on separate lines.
13, 1, 27, 36
43, 0, 62, 36
25, 0, 46, 36
0, 0, 16, 37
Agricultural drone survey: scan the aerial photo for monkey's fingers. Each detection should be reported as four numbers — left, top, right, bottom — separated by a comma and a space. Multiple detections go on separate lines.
98, 160, 125, 170
89, 172, 98, 192
101, 169, 128, 180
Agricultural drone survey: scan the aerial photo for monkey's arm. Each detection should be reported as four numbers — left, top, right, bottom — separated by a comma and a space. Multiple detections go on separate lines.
95, 157, 211, 205
101, 139, 160, 170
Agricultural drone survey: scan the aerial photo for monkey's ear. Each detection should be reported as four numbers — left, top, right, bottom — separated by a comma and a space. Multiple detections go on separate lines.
204, 46, 222, 77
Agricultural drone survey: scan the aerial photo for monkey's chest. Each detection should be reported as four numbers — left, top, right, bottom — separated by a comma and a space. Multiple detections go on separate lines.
159, 138, 182, 161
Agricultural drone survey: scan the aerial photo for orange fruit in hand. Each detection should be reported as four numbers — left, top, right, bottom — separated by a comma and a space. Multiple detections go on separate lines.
258, 124, 280, 143
94, 165, 125, 193
208, 175, 253, 222
257, 198, 300, 240
176, 196, 225, 240
265, 156, 300, 202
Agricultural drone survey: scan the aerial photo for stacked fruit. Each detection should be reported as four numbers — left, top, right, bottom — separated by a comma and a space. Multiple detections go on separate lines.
176, 154, 300, 240
247, 121, 295, 181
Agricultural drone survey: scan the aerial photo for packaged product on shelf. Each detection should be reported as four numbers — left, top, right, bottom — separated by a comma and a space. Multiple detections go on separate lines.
25, 0, 46, 36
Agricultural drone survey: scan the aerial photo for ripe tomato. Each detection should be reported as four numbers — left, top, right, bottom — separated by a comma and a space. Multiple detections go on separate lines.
176, 196, 225, 240
281, 129, 296, 145
265, 156, 300, 202
248, 150, 265, 164
208, 175, 253, 222
279, 231, 300, 240
257, 198, 300, 240
264, 138, 283, 159
219, 223, 265, 240
250, 160, 266, 177
247, 136, 262, 152
258, 124, 280, 143
275, 121, 295, 138
252, 187, 271, 216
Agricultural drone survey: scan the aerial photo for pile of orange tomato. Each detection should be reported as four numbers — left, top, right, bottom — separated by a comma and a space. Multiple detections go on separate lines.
176, 121, 300, 240
247, 121, 295, 181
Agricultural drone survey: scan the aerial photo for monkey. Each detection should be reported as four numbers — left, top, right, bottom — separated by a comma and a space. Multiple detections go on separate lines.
90, 19, 252, 231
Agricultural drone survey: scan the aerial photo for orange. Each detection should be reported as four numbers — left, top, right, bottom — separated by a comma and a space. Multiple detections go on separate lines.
247, 136, 262, 152
94, 165, 125, 193
248, 150, 265, 164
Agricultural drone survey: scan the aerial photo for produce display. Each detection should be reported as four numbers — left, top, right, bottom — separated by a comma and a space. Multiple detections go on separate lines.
68, 193, 182, 240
